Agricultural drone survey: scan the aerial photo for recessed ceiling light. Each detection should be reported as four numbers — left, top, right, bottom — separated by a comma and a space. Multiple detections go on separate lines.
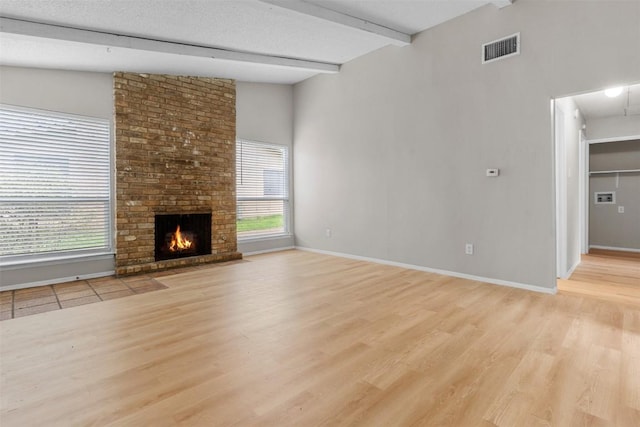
604, 86, 623, 98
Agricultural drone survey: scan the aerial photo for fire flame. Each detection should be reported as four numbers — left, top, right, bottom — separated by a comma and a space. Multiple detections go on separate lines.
169, 225, 192, 251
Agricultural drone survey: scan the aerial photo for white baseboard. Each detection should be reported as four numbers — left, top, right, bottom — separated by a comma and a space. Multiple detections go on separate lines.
0, 271, 115, 291
243, 246, 295, 256
589, 245, 640, 254
561, 258, 581, 280
296, 246, 556, 295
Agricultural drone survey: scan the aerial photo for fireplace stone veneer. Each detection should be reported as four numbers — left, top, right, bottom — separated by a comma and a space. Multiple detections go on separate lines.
114, 72, 241, 275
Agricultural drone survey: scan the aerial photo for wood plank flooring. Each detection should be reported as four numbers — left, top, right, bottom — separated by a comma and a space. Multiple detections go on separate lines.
558, 249, 640, 305
1, 249, 639, 426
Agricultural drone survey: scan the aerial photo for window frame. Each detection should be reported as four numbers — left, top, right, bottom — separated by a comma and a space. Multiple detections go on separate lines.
236, 138, 291, 241
0, 104, 114, 266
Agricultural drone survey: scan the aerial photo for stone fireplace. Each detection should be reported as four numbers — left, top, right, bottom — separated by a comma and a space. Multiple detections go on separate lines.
114, 72, 241, 275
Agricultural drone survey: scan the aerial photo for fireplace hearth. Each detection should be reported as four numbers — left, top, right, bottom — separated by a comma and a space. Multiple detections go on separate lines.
155, 213, 212, 261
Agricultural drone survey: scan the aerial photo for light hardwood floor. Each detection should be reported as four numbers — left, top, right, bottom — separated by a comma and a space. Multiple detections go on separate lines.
558, 249, 640, 305
1, 250, 639, 426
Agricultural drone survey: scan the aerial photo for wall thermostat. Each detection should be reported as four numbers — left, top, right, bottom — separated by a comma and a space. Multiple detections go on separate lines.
486, 168, 500, 177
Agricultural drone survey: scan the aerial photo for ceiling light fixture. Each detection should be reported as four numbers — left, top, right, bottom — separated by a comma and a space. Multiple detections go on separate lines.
604, 86, 623, 98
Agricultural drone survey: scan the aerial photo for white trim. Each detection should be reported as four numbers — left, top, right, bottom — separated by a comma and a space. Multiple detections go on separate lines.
0, 251, 114, 268
237, 233, 293, 243
0, 102, 110, 123
296, 247, 557, 295
579, 129, 589, 254
563, 257, 581, 280
0, 271, 115, 291
555, 103, 568, 278
586, 134, 640, 144
589, 245, 640, 254
243, 246, 295, 256
0, 17, 339, 73
491, 0, 514, 8
110, 117, 117, 257
259, 0, 411, 46
549, 99, 559, 287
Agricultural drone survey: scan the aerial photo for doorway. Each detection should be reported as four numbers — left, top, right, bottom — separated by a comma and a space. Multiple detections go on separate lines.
554, 82, 640, 296
558, 250, 640, 304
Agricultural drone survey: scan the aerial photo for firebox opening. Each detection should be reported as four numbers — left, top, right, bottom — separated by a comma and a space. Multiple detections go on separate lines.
155, 213, 212, 261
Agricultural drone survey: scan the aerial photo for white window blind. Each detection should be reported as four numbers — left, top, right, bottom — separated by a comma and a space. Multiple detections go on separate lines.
0, 105, 112, 259
236, 140, 289, 239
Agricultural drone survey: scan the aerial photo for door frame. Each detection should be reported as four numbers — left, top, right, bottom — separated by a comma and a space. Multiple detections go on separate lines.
555, 103, 568, 278
579, 129, 588, 254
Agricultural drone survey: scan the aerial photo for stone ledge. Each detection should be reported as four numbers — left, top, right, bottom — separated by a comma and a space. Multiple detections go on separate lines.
115, 252, 243, 276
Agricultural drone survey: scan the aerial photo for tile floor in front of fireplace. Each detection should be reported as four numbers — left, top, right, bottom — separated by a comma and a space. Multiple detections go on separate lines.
0, 272, 176, 321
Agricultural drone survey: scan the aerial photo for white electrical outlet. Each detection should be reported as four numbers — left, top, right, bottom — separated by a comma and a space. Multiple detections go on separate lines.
325, 228, 332, 238
465, 243, 474, 255
618, 206, 625, 214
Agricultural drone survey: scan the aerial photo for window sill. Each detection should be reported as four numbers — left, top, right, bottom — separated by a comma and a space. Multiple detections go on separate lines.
0, 251, 115, 269
237, 233, 293, 243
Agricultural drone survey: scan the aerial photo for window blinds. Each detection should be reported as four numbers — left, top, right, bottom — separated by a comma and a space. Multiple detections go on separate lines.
0, 105, 111, 258
236, 140, 289, 238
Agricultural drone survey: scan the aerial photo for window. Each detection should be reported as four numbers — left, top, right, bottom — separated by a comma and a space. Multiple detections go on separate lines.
0, 105, 112, 260
236, 140, 289, 239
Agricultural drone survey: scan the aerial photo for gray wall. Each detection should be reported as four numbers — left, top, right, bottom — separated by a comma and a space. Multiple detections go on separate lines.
236, 82, 293, 148
0, 68, 295, 287
587, 115, 640, 141
590, 139, 640, 171
0, 66, 114, 118
293, 0, 640, 291
0, 66, 115, 289
589, 140, 640, 251
236, 82, 295, 254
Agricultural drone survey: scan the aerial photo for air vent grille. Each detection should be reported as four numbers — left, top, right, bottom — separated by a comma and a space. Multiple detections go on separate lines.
482, 33, 520, 64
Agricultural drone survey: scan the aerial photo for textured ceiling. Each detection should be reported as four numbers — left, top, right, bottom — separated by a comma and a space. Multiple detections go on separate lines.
0, 0, 496, 83
306, 0, 488, 34
573, 83, 640, 121
0, 0, 388, 64
0, 33, 320, 84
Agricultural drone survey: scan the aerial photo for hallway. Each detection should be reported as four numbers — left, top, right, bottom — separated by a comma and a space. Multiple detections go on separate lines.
558, 249, 640, 305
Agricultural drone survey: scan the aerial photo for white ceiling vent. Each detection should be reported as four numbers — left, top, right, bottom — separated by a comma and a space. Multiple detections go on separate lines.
482, 33, 520, 64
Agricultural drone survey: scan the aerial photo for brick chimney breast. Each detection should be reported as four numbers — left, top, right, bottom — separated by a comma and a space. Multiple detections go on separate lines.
114, 73, 241, 275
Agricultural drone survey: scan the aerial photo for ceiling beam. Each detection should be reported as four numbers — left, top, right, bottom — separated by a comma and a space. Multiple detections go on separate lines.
260, 0, 411, 46
0, 17, 340, 73
491, 0, 514, 9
